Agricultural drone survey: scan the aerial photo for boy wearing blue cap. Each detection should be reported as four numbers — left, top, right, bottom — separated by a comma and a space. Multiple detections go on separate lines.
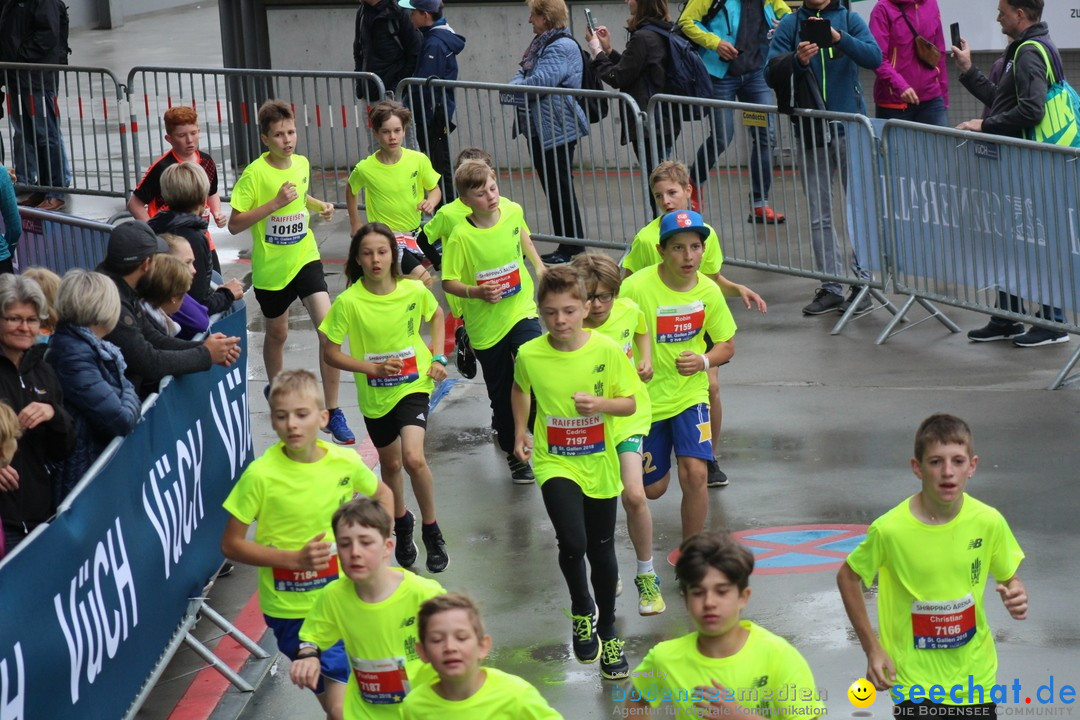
399, 0, 465, 203
620, 210, 737, 555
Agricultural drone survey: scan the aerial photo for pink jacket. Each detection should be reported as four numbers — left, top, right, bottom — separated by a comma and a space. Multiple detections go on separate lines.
868, 0, 948, 108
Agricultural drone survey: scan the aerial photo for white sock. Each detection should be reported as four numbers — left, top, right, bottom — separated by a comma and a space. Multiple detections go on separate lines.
637, 559, 655, 576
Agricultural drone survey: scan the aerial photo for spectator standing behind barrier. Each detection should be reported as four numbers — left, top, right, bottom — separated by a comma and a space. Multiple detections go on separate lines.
354, 0, 422, 101
0, 0, 71, 212
46, 270, 140, 504
140, 254, 194, 338
400, 0, 466, 204
953, 0, 1068, 348
0, 273, 74, 554
765, 0, 882, 318
585, 0, 677, 177
869, 0, 949, 125
98, 221, 241, 399
509, 0, 589, 265
0, 165, 21, 274
679, 0, 789, 223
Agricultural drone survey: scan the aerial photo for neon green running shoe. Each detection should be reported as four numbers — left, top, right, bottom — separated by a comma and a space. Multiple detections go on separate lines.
635, 572, 666, 616
600, 635, 629, 680
564, 607, 600, 664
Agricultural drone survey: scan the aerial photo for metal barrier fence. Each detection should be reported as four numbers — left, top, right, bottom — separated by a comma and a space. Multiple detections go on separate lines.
647, 94, 900, 333
126, 67, 387, 207
0, 62, 129, 198
397, 78, 652, 250
880, 120, 1080, 389
14, 205, 112, 274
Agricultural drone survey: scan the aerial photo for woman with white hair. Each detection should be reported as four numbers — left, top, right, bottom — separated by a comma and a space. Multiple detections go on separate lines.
0, 273, 73, 552
46, 269, 140, 501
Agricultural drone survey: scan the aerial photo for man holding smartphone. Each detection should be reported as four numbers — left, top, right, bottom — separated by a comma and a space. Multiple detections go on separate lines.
764, 0, 882, 319
952, 0, 1068, 348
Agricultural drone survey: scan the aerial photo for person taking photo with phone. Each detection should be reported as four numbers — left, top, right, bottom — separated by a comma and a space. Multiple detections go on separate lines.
765, 0, 882, 320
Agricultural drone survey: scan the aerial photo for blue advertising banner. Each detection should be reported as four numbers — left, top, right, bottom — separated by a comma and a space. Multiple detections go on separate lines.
0, 308, 251, 720
882, 123, 1080, 317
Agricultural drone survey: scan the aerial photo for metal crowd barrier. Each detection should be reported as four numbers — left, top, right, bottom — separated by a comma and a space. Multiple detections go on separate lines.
14, 205, 112, 274
648, 94, 899, 333
126, 67, 387, 207
0, 62, 129, 198
880, 120, 1080, 389
397, 78, 652, 251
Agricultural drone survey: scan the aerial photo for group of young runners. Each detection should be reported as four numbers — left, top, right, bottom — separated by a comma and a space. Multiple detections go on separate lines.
157, 95, 1030, 719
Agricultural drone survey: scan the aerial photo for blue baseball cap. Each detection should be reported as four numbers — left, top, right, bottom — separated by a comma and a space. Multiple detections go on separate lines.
398, 0, 441, 12
659, 210, 709, 242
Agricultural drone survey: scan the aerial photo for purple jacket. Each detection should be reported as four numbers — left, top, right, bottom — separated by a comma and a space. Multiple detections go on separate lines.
869, 0, 948, 108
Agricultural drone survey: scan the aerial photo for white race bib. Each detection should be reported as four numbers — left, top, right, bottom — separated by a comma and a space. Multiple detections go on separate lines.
266, 211, 308, 245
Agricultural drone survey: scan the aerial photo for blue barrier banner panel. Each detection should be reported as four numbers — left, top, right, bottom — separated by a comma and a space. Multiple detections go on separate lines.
884, 124, 1080, 316
0, 308, 251, 719
16, 214, 111, 276
847, 120, 886, 276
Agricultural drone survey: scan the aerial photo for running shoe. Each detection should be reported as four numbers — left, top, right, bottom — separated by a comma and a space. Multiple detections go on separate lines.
394, 510, 418, 568
599, 636, 630, 680
422, 526, 449, 573
565, 608, 600, 664
634, 573, 666, 616
455, 325, 477, 379
323, 408, 356, 445
506, 453, 535, 484
707, 459, 728, 488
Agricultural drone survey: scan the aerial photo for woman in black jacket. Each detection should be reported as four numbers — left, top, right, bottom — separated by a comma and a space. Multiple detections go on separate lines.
0, 274, 74, 555
586, 0, 679, 174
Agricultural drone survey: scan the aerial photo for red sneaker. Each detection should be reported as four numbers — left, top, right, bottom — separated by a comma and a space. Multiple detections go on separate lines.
748, 206, 786, 224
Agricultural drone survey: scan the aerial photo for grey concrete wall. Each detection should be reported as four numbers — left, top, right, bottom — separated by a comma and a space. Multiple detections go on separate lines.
69, 0, 210, 29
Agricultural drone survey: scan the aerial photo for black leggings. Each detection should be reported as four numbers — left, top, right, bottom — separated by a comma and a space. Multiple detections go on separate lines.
540, 477, 619, 638
528, 136, 584, 256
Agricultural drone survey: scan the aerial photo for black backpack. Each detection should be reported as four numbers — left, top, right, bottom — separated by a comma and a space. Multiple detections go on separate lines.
543, 32, 609, 124
58, 2, 71, 64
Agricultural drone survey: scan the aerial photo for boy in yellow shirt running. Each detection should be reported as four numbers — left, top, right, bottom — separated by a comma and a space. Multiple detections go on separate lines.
620, 210, 737, 554
402, 593, 563, 719
622, 160, 765, 490
838, 414, 1028, 717
222, 370, 394, 720
512, 266, 639, 680
626, 531, 825, 718
228, 99, 355, 445
292, 496, 446, 720
442, 160, 545, 482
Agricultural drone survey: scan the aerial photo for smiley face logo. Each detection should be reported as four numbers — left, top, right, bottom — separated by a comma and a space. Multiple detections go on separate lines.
848, 678, 876, 708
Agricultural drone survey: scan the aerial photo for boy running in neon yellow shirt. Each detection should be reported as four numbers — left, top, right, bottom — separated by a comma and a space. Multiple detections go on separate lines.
292, 496, 446, 720
622, 160, 765, 490
228, 99, 356, 445
402, 593, 563, 719
571, 252, 665, 617
442, 160, 545, 482
626, 531, 825, 718
418, 147, 501, 376
838, 414, 1028, 717
620, 210, 737, 552
222, 370, 394, 720
346, 100, 441, 287
512, 266, 639, 680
